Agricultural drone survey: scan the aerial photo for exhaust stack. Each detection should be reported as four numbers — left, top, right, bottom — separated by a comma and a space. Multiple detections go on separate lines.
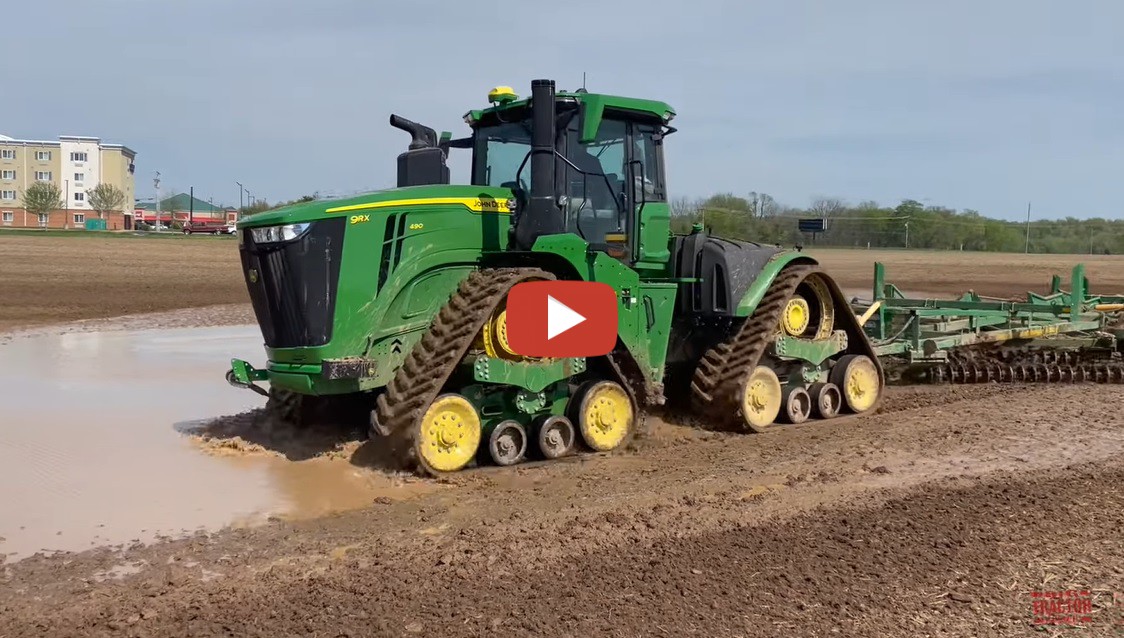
514, 78, 564, 250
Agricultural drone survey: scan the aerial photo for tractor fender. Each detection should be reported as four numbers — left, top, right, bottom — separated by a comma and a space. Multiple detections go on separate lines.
734, 251, 819, 318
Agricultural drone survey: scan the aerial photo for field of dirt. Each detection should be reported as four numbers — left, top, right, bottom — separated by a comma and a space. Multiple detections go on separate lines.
0, 234, 248, 333
2, 234, 1124, 636
2, 234, 1123, 335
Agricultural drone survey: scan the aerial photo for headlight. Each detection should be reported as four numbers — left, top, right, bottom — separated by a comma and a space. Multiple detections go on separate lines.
250, 222, 311, 244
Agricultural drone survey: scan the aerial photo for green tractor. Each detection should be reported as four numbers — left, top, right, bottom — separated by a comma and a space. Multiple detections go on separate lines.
226, 78, 884, 475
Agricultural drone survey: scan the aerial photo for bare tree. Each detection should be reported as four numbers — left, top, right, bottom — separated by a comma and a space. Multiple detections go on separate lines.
87, 183, 126, 221
22, 182, 63, 230
809, 196, 847, 218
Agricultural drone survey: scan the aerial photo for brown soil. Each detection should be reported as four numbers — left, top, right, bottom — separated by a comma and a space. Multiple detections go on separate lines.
3, 235, 1123, 336
0, 235, 247, 333
3, 238, 1124, 636
808, 248, 1124, 298
2, 383, 1123, 636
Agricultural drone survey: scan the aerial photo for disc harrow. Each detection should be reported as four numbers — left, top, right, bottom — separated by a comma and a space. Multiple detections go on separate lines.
854, 261, 1124, 388
927, 352, 1124, 384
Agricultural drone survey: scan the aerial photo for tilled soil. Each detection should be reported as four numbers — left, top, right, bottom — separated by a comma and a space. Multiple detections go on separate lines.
3, 383, 1123, 637
4, 241, 1124, 636
0, 235, 247, 333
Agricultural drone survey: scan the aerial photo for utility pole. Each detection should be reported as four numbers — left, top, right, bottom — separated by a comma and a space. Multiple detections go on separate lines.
236, 181, 244, 217
1024, 201, 1031, 253
189, 186, 194, 224
154, 171, 161, 232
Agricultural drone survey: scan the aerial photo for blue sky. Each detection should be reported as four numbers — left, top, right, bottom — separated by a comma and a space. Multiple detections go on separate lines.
3, 0, 1121, 221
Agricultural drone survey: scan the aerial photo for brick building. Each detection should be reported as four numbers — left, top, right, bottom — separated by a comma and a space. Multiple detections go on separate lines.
0, 134, 137, 230
134, 194, 238, 226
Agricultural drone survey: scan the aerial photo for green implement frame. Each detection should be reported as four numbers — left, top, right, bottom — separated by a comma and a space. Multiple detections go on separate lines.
851, 263, 1124, 372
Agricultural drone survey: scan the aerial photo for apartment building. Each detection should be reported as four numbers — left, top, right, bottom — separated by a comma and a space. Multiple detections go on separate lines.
0, 134, 137, 229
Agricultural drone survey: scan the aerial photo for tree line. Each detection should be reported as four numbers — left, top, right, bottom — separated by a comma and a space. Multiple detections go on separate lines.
670, 193, 1123, 255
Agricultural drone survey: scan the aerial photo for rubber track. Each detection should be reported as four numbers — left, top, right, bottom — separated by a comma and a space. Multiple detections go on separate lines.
689, 263, 816, 425
372, 267, 555, 471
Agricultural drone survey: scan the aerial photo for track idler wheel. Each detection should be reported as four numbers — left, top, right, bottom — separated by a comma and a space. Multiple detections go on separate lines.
414, 393, 482, 474
571, 380, 634, 452
778, 385, 812, 425
533, 414, 576, 459
830, 354, 881, 414
487, 419, 527, 466
739, 365, 783, 432
808, 382, 842, 419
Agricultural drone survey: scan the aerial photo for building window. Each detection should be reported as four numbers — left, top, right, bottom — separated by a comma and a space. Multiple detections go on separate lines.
0, 190, 15, 200
35, 171, 52, 181
74, 192, 85, 202
38, 214, 48, 227
2, 212, 12, 224
73, 213, 85, 224
74, 172, 85, 182
1, 170, 14, 180
36, 151, 51, 161
70, 152, 88, 162
1, 150, 14, 160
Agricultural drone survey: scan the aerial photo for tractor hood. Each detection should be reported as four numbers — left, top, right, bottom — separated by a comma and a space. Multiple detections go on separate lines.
235, 184, 516, 228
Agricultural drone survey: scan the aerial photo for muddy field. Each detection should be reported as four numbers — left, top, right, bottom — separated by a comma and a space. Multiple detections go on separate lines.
2, 234, 1124, 636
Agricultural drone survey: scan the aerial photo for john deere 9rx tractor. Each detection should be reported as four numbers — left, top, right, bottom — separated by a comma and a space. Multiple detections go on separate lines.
226, 78, 884, 475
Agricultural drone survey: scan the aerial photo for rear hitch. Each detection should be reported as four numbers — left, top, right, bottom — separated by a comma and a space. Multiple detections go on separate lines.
226, 358, 269, 397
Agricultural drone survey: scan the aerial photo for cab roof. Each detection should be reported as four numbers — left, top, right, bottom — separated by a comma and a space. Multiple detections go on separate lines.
463, 87, 676, 144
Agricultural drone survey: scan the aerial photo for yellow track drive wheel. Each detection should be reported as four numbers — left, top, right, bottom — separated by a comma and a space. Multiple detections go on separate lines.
830, 355, 881, 414
740, 365, 783, 432
573, 380, 634, 452
415, 393, 482, 474
479, 285, 545, 362
777, 275, 835, 340
781, 297, 811, 336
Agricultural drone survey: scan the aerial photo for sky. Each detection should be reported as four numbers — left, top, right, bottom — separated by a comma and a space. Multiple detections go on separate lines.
2, 0, 1121, 221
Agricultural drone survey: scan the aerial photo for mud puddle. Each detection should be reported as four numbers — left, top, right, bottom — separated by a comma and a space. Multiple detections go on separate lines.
0, 325, 434, 563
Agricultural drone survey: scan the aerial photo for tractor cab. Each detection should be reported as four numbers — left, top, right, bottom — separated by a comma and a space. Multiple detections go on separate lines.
391, 81, 677, 266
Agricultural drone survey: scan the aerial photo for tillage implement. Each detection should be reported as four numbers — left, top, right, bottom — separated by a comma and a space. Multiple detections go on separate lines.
225, 79, 1123, 475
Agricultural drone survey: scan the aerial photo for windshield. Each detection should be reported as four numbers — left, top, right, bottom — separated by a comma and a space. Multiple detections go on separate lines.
471, 120, 532, 190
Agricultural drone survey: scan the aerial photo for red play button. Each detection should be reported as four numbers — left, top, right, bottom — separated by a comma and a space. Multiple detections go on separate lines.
505, 281, 618, 358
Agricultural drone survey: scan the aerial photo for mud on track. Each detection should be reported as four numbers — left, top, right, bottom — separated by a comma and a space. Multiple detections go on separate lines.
2, 382, 1123, 637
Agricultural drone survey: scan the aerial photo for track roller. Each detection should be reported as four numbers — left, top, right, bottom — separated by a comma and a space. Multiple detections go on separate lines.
487, 419, 527, 466
808, 382, 842, 419
533, 414, 576, 459
739, 365, 783, 432
571, 380, 634, 452
778, 385, 812, 424
830, 354, 881, 414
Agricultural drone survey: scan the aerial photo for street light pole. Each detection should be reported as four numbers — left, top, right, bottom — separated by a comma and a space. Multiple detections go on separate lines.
154, 171, 161, 232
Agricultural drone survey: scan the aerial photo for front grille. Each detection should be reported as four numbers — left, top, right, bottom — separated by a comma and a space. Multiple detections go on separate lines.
240, 217, 346, 349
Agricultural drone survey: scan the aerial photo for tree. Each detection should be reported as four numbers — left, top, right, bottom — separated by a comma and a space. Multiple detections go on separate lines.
87, 183, 126, 220
22, 181, 63, 230
809, 196, 846, 218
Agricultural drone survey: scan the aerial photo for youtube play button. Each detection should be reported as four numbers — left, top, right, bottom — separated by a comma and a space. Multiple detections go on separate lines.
506, 281, 618, 358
